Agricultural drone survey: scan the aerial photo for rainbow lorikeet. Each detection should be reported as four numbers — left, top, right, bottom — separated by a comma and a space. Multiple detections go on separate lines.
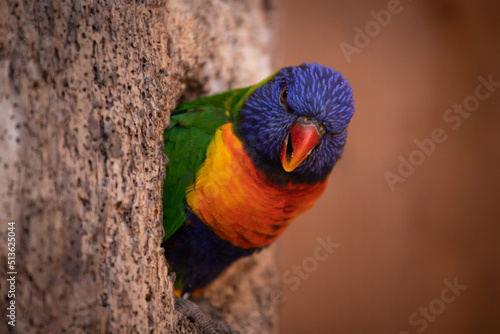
162, 62, 354, 296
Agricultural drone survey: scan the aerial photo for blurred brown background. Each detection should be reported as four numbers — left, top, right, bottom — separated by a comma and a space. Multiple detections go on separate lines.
274, 0, 500, 333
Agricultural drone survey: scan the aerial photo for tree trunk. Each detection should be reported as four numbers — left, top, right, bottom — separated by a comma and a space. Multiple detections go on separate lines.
0, 1, 277, 333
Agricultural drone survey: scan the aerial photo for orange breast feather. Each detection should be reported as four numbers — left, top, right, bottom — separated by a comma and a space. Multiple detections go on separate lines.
186, 123, 327, 249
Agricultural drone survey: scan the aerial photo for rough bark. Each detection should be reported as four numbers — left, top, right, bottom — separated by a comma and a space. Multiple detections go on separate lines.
0, 0, 277, 333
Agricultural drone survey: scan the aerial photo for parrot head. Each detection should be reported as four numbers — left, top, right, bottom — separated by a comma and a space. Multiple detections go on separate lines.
236, 62, 355, 185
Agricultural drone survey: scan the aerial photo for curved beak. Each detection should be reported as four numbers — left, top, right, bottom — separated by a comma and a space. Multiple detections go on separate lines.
280, 119, 322, 172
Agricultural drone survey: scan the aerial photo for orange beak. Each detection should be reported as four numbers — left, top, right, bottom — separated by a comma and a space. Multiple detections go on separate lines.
280, 122, 322, 172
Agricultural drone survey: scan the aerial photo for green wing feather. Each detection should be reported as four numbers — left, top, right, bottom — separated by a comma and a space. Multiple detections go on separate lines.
162, 87, 252, 241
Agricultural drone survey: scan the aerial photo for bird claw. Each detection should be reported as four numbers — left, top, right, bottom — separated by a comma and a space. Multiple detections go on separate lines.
175, 297, 235, 334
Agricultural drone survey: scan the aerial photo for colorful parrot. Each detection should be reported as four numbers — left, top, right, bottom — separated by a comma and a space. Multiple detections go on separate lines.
162, 62, 354, 297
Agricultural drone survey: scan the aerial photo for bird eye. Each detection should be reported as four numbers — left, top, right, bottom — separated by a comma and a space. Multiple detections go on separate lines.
332, 127, 346, 137
279, 86, 288, 108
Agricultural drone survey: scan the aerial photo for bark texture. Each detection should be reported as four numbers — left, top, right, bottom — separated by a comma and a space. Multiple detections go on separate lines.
0, 0, 277, 333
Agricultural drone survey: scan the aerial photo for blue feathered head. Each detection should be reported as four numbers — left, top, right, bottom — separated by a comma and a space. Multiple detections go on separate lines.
236, 62, 354, 185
